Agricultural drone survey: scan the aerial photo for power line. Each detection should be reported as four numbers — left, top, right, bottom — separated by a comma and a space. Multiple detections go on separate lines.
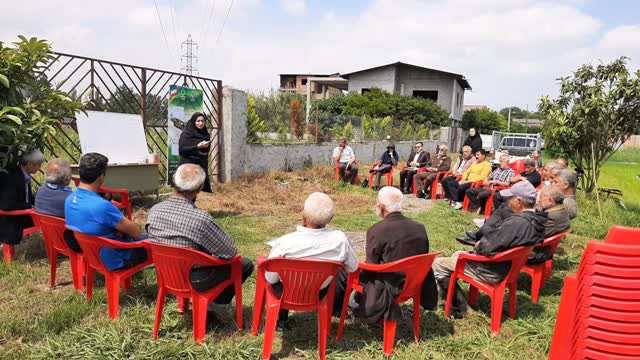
169, 0, 179, 52
201, 0, 217, 46
153, 0, 175, 67
216, 0, 234, 43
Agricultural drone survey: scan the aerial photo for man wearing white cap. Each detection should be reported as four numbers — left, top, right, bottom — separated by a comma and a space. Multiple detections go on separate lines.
432, 181, 546, 314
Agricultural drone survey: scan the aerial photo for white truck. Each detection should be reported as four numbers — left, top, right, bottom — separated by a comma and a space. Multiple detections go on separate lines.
489, 131, 543, 167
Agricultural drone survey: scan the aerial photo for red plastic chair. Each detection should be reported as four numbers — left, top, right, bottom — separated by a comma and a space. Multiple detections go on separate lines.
509, 160, 525, 174
71, 177, 132, 220
334, 160, 359, 184
430, 171, 452, 200
483, 186, 508, 218
336, 252, 442, 356
462, 180, 485, 211
604, 225, 640, 245
147, 242, 244, 344
521, 230, 571, 302
71, 230, 152, 320
369, 163, 395, 188
444, 245, 534, 335
548, 238, 640, 360
251, 256, 344, 360
35, 213, 84, 291
0, 209, 40, 265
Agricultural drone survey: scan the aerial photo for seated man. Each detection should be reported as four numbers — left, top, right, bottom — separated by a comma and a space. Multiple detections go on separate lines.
65, 153, 147, 271
542, 159, 565, 186
465, 155, 514, 213
0, 149, 45, 247
34, 158, 80, 252
447, 149, 492, 210
265, 192, 358, 330
356, 186, 438, 324
147, 164, 254, 309
552, 169, 578, 219
369, 144, 399, 190
399, 142, 431, 194
415, 144, 452, 198
492, 158, 541, 209
333, 137, 358, 184
440, 146, 475, 200
528, 185, 571, 264
433, 181, 545, 313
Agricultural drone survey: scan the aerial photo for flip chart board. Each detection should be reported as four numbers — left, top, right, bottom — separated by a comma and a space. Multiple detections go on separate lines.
75, 110, 148, 164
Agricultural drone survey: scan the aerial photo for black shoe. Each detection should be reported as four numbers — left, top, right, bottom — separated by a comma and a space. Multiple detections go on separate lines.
417, 190, 426, 199
465, 230, 479, 241
276, 320, 290, 332
402, 188, 411, 194
455, 236, 477, 246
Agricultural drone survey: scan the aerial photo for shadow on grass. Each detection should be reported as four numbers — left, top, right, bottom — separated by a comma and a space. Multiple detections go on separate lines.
208, 210, 243, 219
15, 233, 48, 262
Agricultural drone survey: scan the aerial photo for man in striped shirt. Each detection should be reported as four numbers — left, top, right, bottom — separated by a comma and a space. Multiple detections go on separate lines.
465, 155, 514, 213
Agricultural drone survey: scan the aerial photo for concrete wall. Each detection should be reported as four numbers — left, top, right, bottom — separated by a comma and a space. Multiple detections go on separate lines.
347, 65, 396, 94
396, 65, 462, 120
221, 86, 455, 182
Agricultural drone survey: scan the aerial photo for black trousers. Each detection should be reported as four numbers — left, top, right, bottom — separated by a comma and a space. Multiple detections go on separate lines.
273, 268, 348, 322
399, 169, 418, 191
189, 258, 255, 303
447, 181, 472, 202
338, 162, 358, 184
440, 175, 458, 199
492, 192, 507, 210
466, 188, 492, 211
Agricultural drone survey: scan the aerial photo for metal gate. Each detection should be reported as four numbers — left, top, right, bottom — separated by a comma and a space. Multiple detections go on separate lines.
40, 52, 222, 184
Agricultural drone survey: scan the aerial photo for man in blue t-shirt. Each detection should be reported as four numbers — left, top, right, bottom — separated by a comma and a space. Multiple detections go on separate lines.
65, 153, 147, 271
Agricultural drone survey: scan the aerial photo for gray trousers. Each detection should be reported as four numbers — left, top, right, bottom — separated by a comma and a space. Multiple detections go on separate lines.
432, 251, 504, 289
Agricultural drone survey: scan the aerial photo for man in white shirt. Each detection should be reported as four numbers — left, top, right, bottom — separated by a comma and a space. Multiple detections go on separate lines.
266, 192, 359, 330
332, 137, 358, 184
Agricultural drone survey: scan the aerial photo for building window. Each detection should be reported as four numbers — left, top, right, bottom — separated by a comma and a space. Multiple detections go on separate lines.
412, 90, 438, 102
455, 92, 460, 107
361, 88, 371, 95
301, 78, 308, 85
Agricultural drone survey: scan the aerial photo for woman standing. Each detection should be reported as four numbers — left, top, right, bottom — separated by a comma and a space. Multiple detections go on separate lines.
178, 112, 212, 192
462, 128, 482, 154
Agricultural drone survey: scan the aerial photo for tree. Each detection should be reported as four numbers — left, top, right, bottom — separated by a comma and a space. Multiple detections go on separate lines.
0, 36, 83, 171
246, 95, 266, 143
539, 57, 640, 193
289, 99, 305, 140
461, 108, 507, 133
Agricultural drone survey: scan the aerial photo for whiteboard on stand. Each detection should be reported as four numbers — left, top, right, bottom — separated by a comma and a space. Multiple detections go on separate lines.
75, 110, 149, 164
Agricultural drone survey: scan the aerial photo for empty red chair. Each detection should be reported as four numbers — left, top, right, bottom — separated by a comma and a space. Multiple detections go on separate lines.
521, 230, 571, 302
548, 237, 640, 360
0, 209, 40, 265
369, 163, 395, 188
605, 225, 640, 245
483, 186, 508, 218
444, 245, 534, 335
71, 230, 152, 320
147, 242, 244, 344
71, 177, 132, 220
336, 252, 442, 356
35, 213, 84, 291
430, 171, 452, 200
462, 180, 485, 211
251, 256, 343, 360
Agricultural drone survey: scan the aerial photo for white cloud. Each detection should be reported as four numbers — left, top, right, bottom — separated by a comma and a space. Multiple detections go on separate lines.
1, 0, 638, 110
279, 0, 307, 16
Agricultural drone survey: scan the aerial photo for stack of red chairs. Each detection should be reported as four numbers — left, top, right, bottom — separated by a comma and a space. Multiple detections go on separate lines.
548, 226, 640, 359
0, 209, 40, 265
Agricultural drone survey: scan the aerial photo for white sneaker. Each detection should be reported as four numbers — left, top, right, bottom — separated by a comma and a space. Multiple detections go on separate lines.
473, 218, 485, 228
453, 202, 463, 210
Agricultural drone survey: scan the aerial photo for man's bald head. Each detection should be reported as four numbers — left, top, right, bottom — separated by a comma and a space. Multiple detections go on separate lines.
173, 164, 206, 199
45, 158, 71, 185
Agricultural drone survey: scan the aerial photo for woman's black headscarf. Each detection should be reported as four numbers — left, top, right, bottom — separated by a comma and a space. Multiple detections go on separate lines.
182, 112, 209, 142
463, 128, 483, 154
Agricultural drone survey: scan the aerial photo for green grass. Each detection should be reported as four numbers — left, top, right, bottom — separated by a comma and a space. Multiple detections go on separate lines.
0, 151, 639, 359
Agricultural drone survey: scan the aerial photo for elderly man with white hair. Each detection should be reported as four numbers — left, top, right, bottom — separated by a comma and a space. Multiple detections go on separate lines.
265, 192, 358, 331
355, 186, 438, 324
35, 158, 73, 218
0, 149, 46, 247
147, 163, 254, 317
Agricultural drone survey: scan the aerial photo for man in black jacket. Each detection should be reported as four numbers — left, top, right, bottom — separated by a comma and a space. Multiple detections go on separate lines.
0, 150, 45, 246
355, 186, 438, 324
432, 181, 545, 312
399, 142, 431, 194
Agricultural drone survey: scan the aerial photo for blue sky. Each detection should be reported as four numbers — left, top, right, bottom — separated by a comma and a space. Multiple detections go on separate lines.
2, 0, 639, 110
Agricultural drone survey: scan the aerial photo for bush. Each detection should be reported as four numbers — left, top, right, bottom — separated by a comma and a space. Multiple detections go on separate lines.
246, 95, 266, 143
289, 99, 305, 140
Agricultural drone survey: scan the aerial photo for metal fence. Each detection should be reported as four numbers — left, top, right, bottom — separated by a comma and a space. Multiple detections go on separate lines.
40, 52, 223, 183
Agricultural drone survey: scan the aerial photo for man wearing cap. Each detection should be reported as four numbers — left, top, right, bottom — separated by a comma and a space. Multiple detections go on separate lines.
398, 142, 431, 194
369, 144, 399, 190
432, 181, 546, 313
